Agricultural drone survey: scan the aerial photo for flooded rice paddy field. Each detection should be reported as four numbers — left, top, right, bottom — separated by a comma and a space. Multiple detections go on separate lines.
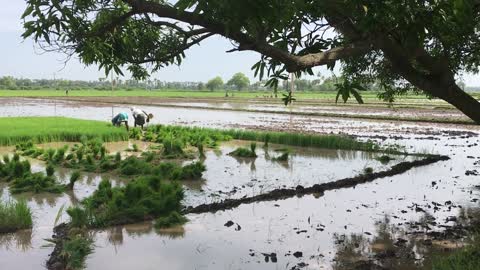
30, 96, 467, 121
0, 97, 480, 269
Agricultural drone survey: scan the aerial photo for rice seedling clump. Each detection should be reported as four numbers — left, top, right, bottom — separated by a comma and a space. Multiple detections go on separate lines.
228, 143, 258, 158
0, 200, 33, 233
154, 211, 188, 229
0, 156, 67, 194
66, 176, 184, 228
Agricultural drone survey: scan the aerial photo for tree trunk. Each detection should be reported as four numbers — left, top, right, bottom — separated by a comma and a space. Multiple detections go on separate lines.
434, 83, 480, 124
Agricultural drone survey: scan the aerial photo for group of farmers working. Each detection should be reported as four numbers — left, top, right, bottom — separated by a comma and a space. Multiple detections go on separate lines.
111, 107, 153, 131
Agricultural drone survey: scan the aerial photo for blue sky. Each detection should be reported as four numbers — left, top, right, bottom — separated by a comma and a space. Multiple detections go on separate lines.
1, 1, 479, 86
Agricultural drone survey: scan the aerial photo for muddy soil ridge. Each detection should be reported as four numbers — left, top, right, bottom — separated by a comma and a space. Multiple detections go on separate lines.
185, 155, 450, 214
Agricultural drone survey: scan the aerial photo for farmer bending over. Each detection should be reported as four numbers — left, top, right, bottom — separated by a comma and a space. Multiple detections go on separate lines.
111, 112, 129, 131
131, 107, 153, 129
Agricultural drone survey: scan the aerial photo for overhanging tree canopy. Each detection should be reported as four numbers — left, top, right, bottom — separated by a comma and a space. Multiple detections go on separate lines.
23, 0, 480, 122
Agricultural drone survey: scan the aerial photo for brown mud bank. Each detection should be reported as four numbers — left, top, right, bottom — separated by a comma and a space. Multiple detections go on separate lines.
46, 223, 68, 270
185, 155, 449, 214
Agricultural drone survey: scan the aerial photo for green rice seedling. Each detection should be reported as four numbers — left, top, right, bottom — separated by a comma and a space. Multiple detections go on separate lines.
142, 151, 155, 163
154, 211, 188, 229
129, 128, 142, 140
3, 154, 9, 164
375, 155, 394, 164
250, 142, 257, 153
86, 155, 94, 165
13, 153, 20, 162
65, 153, 74, 161
432, 236, 480, 270
119, 156, 151, 176
44, 148, 56, 162
66, 206, 89, 228
132, 144, 139, 152
68, 171, 81, 190
0, 159, 30, 182
76, 147, 84, 161
68, 176, 184, 228
162, 136, 185, 158
152, 162, 178, 178
197, 142, 205, 159
272, 152, 289, 162
0, 200, 33, 233
100, 146, 107, 159
228, 146, 257, 158
46, 164, 55, 177
61, 234, 94, 270
0, 117, 128, 146
172, 162, 206, 180
363, 167, 374, 175
115, 152, 121, 162
264, 133, 271, 148
99, 158, 117, 172
10, 172, 65, 194
53, 147, 67, 163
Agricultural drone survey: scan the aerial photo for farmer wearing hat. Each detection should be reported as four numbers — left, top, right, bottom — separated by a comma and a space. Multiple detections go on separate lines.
130, 107, 153, 130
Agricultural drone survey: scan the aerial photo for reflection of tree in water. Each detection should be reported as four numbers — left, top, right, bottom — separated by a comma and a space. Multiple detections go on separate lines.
332, 215, 456, 270
0, 229, 33, 251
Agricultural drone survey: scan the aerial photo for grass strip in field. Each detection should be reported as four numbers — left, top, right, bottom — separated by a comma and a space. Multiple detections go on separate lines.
0, 200, 33, 233
0, 117, 128, 146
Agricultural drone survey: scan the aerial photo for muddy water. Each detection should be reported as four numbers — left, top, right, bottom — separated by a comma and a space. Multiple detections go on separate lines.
184, 141, 416, 207
1, 97, 480, 269
86, 135, 480, 270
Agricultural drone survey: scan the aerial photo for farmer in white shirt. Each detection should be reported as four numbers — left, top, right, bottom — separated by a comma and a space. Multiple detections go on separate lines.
130, 107, 152, 129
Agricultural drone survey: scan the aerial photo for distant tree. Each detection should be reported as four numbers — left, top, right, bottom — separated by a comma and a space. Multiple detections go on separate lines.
197, 82, 205, 90
206, 76, 223, 91
227, 73, 250, 90
0, 76, 17, 90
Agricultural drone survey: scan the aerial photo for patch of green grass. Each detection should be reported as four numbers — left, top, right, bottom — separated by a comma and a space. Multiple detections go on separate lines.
0, 200, 33, 233
0, 117, 128, 146
433, 238, 480, 270
67, 176, 184, 228
154, 211, 188, 229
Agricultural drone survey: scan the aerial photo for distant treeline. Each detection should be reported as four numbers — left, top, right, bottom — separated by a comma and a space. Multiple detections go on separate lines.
0, 75, 477, 92
0, 75, 340, 92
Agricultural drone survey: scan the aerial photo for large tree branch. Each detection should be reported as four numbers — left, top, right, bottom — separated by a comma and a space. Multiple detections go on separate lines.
122, 0, 372, 72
